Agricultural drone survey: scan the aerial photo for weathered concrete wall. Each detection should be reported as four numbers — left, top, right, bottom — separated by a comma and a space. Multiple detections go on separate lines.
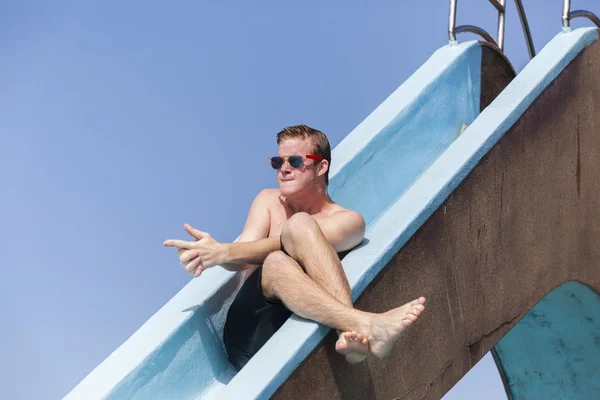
272, 38, 600, 400
479, 43, 516, 111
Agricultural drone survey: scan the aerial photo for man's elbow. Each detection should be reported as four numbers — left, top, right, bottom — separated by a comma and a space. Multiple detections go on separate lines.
351, 217, 367, 248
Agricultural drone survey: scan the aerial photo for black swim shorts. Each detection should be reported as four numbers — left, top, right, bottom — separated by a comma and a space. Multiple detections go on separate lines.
223, 263, 293, 371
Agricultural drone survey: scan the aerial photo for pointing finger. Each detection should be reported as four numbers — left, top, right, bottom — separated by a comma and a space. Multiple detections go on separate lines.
163, 239, 195, 249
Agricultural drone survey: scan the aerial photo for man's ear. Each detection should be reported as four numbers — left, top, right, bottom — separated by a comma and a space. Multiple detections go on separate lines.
317, 159, 329, 177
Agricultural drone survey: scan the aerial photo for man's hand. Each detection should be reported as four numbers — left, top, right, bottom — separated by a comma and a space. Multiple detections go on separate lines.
163, 224, 228, 277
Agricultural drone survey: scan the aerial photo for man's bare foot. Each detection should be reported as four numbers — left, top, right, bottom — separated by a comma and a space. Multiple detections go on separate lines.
365, 297, 426, 359
335, 331, 369, 364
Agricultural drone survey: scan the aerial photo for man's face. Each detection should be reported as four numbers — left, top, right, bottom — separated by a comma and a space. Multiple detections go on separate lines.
276, 138, 322, 197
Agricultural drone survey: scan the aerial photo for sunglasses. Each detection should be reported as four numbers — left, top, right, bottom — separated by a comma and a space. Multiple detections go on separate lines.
269, 154, 324, 170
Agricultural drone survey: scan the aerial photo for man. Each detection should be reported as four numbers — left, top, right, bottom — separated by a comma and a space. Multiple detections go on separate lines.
164, 124, 426, 371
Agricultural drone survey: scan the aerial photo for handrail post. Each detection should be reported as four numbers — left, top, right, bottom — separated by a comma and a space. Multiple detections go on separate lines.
449, 0, 537, 59
488, 0, 505, 13
563, 0, 572, 31
449, 0, 458, 44
514, 0, 536, 58
497, 0, 507, 51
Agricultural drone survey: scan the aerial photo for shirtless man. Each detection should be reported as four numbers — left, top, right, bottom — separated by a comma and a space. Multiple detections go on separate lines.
164, 124, 426, 371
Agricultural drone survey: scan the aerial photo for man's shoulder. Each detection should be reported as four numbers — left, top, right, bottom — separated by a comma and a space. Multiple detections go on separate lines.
259, 188, 280, 196
327, 207, 365, 227
255, 188, 280, 201
251, 188, 281, 209
323, 207, 366, 252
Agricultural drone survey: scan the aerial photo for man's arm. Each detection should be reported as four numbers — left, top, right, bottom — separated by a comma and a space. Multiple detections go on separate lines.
223, 236, 280, 268
219, 189, 275, 271
165, 197, 365, 275
222, 210, 366, 265
164, 189, 277, 275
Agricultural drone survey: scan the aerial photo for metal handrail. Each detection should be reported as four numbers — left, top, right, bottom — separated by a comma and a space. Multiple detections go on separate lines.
488, 0, 504, 14
514, 0, 536, 59
563, 0, 600, 30
455, 25, 498, 47
496, 0, 507, 50
449, 0, 536, 59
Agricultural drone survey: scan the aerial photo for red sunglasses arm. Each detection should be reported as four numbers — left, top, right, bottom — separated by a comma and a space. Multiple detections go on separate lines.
305, 154, 325, 161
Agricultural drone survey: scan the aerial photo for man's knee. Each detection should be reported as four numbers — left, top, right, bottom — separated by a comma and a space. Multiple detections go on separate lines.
264, 251, 290, 269
282, 212, 319, 241
263, 251, 300, 281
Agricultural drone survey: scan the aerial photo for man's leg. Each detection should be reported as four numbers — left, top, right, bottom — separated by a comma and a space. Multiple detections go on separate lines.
280, 212, 368, 362
261, 250, 426, 359
280, 212, 352, 306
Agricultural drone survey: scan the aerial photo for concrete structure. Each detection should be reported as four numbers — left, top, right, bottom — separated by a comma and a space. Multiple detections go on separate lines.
65, 27, 600, 400
273, 28, 600, 400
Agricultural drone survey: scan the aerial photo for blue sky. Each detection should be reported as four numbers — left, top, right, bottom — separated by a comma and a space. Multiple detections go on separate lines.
1, 1, 597, 399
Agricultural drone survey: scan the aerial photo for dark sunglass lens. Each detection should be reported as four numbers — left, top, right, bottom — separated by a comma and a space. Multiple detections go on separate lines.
289, 155, 304, 168
270, 157, 284, 169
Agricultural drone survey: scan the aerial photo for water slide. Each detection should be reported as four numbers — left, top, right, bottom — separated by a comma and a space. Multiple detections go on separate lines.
65, 26, 600, 399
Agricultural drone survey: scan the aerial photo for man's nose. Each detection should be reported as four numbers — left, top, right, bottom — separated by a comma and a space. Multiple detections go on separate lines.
280, 160, 292, 172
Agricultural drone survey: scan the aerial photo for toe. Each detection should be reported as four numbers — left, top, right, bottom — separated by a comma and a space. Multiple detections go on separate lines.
411, 297, 425, 306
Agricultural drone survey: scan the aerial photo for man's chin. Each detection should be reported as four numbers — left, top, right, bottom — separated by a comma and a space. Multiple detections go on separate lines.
279, 183, 299, 197
279, 188, 296, 197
